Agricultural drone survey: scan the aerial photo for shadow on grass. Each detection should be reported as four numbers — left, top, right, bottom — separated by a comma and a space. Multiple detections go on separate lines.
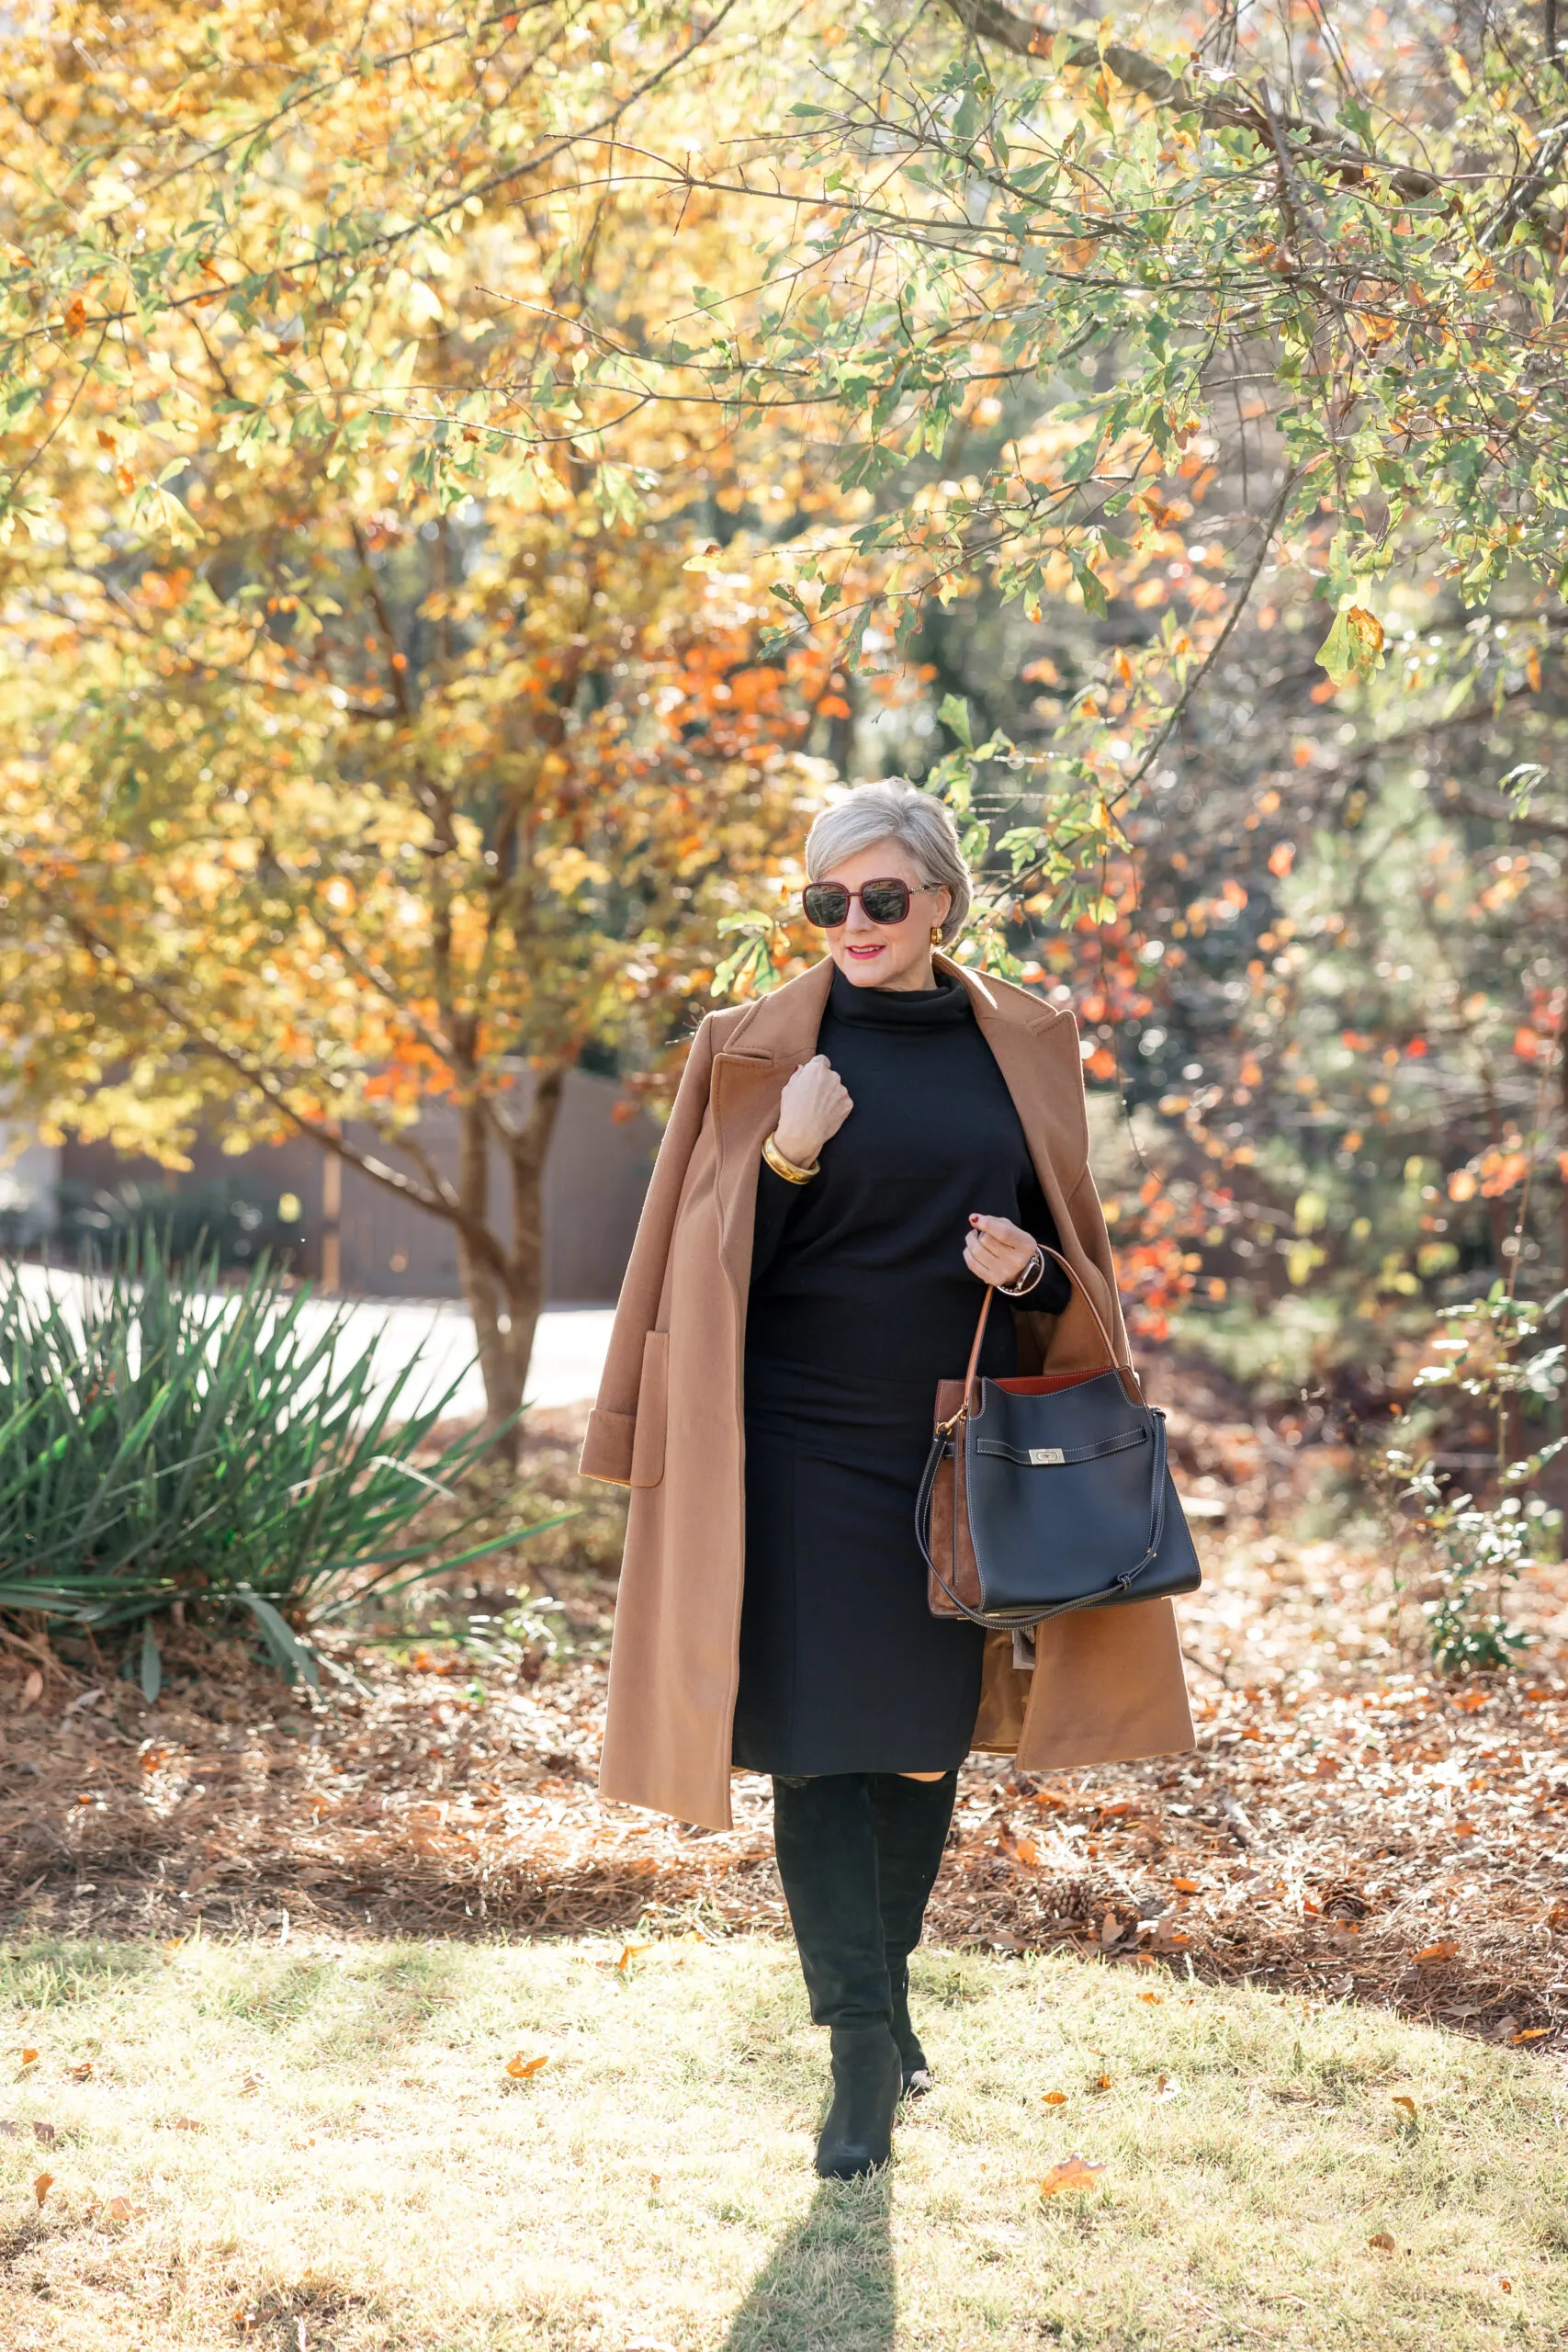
723, 2171, 896, 2352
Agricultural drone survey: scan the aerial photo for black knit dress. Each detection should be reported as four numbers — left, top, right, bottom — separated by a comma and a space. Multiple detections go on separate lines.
730, 967, 1070, 1776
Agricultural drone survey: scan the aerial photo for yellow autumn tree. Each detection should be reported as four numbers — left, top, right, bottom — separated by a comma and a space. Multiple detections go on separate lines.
0, 1, 848, 1430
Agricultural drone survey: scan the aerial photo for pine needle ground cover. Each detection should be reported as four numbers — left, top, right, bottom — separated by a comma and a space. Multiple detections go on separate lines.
6, 1390, 1565, 2040
2, 1937, 1565, 2352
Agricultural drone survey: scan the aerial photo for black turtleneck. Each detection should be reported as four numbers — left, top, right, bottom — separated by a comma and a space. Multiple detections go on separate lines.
746, 966, 1071, 1386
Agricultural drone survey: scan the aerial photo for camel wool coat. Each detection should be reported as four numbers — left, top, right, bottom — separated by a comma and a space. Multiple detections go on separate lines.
580, 954, 1195, 1830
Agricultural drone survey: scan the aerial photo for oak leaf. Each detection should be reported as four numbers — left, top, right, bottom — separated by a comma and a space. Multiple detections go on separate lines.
505, 2052, 548, 2080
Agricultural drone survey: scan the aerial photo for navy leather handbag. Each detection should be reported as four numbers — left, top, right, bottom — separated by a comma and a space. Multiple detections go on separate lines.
917, 1249, 1201, 1629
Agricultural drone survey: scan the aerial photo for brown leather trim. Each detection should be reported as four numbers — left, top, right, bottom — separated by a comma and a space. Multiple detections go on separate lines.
927, 1378, 981, 1617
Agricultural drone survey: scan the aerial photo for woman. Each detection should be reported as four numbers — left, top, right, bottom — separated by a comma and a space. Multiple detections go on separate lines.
581, 782, 1194, 2179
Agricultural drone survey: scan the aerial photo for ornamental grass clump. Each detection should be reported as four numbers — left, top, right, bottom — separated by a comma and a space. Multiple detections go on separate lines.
0, 1240, 559, 1688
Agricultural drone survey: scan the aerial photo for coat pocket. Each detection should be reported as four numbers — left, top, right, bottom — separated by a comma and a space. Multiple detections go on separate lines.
628, 1329, 670, 1489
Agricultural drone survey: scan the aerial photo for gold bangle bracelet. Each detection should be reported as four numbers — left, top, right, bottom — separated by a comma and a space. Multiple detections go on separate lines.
761, 1132, 819, 1185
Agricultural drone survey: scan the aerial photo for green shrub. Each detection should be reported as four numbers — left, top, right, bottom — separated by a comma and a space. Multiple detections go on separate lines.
1380, 1282, 1565, 1671
0, 1240, 564, 1689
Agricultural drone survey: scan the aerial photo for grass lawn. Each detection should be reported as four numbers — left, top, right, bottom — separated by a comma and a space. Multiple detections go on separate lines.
2, 1936, 1564, 2351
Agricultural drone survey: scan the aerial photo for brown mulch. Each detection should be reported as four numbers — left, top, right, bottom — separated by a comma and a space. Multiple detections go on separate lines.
3, 1378, 1566, 2052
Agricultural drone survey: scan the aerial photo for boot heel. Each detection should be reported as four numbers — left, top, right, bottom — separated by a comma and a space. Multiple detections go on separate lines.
816, 2022, 902, 2179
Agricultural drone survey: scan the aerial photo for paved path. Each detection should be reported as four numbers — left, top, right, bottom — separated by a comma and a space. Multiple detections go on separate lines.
6, 1263, 614, 1419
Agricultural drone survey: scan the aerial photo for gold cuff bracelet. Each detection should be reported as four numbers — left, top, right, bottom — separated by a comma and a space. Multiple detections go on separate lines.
761, 1132, 820, 1185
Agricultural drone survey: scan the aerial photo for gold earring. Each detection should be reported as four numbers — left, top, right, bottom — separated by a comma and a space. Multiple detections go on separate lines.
930, 924, 942, 945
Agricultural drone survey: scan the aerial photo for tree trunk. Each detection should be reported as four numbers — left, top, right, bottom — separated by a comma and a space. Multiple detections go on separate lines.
450, 1069, 566, 1464
502, 1065, 566, 1437
453, 1092, 526, 1460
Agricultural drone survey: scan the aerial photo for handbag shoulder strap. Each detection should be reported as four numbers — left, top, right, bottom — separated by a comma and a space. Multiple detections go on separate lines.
963, 1244, 1142, 1416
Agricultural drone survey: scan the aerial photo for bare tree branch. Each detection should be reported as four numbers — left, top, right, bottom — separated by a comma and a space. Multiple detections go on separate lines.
26, 891, 513, 1280
937, 0, 1439, 194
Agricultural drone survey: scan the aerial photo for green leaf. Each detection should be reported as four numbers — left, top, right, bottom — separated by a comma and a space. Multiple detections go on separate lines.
1314, 605, 1385, 687
239, 1589, 320, 1690
937, 694, 973, 750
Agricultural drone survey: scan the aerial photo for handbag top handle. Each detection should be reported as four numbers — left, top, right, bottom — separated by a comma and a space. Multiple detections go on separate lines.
961, 1246, 1143, 1419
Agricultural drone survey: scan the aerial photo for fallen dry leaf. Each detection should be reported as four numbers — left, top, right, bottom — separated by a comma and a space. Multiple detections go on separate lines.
1170, 1877, 1201, 1894
615, 1941, 652, 1972
33, 2120, 55, 2147
161, 1939, 186, 1965
1453, 1819, 1477, 1838
504, 2052, 548, 2081
1092, 2072, 1112, 2090
1412, 1941, 1457, 1965
1154, 2074, 1181, 2100
1368, 2232, 1396, 2253
103, 2195, 132, 2223
1013, 1837, 1040, 1867
1511, 2027, 1551, 2043
33, 2171, 53, 2207
21, 1668, 43, 1706
1042, 2091, 1067, 2106
19, 2049, 39, 2068
1392, 2095, 1418, 2121
170, 2116, 202, 2131
1040, 2155, 1107, 2199
1138, 1991, 1165, 2005
69, 2061, 94, 2081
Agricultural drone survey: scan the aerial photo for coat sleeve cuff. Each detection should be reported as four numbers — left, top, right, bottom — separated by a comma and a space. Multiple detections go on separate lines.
579, 1407, 637, 1487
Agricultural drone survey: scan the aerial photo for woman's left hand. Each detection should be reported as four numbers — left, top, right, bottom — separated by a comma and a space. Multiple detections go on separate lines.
964, 1214, 1040, 1288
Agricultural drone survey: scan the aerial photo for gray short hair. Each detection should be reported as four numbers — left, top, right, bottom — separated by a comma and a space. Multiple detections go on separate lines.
804, 781, 973, 948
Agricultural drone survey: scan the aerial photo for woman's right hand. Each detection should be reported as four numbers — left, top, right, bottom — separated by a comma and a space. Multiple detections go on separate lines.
773, 1054, 853, 1168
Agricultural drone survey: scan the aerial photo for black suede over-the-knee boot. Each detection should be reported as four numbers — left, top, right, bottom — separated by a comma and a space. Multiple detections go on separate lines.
772, 1774, 903, 2179
869, 1771, 959, 2096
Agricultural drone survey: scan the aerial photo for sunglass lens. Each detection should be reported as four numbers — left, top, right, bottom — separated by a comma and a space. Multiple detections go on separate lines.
859, 881, 911, 924
803, 884, 851, 927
